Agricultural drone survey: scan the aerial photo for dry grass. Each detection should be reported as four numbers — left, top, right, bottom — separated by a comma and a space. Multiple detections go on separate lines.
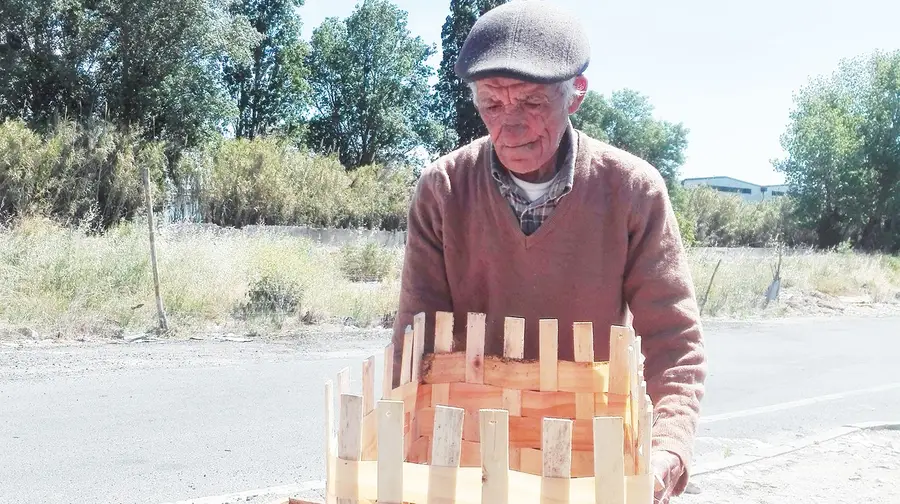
1, 217, 898, 340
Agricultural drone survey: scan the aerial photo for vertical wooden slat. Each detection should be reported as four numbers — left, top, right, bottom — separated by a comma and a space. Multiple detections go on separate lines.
338, 367, 351, 397
466, 312, 486, 384
593, 416, 625, 504
540, 319, 559, 392
480, 409, 509, 504
382, 343, 394, 399
325, 380, 335, 504
573, 322, 595, 420
362, 355, 375, 415
608, 326, 634, 396
638, 400, 652, 476
503, 317, 525, 358
432, 312, 454, 407
503, 317, 525, 469
428, 405, 465, 504
400, 326, 413, 385
412, 312, 427, 384
541, 417, 572, 504
377, 400, 404, 504
337, 394, 363, 504
435, 311, 454, 353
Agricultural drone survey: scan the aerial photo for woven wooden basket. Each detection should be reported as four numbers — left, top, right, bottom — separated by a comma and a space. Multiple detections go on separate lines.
323, 311, 654, 504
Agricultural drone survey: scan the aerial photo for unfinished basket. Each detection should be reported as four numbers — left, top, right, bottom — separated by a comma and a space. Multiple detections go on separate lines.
323, 311, 654, 504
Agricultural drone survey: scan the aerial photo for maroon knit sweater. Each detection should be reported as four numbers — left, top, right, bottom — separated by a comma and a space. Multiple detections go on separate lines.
391, 130, 707, 494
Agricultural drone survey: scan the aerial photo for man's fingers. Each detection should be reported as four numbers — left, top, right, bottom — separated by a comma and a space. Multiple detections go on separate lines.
654, 472, 666, 492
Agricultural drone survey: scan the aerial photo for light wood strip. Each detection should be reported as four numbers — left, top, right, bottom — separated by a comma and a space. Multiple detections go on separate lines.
330, 459, 655, 504
400, 327, 413, 385
338, 367, 351, 396
466, 313, 486, 384
608, 326, 635, 396
435, 311, 455, 353
542, 418, 572, 477
539, 319, 559, 392
382, 343, 394, 399
480, 409, 510, 504
504, 316, 526, 358
638, 403, 652, 476
337, 394, 363, 504
573, 322, 595, 420
431, 406, 465, 466
377, 401, 403, 504
593, 416, 625, 504
412, 312, 427, 384
421, 353, 612, 392
362, 355, 375, 415
324, 380, 335, 503
428, 405, 465, 504
541, 418, 572, 504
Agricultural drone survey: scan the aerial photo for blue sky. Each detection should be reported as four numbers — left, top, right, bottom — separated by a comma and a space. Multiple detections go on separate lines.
298, 0, 900, 185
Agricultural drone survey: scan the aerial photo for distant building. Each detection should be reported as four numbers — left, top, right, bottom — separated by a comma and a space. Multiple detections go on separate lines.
681, 176, 788, 202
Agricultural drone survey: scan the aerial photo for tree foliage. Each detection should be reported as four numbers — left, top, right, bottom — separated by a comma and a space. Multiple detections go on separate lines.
572, 89, 689, 191
774, 50, 900, 252
433, 0, 507, 152
304, 0, 448, 169
223, 0, 311, 141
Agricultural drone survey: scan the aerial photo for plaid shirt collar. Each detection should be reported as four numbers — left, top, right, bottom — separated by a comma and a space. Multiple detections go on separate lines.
489, 122, 577, 234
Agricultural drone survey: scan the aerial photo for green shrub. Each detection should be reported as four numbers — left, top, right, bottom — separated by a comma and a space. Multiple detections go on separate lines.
339, 242, 395, 282
0, 118, 166, 230
238, 275, 305, 318
175, 136, 415, 230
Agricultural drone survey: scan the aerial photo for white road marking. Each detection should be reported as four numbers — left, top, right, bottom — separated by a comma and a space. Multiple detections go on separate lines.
160, 480, 325, 504
700, 382, 900, 424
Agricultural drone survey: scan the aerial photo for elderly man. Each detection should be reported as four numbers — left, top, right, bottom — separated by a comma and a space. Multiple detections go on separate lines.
391, 1, 707, 502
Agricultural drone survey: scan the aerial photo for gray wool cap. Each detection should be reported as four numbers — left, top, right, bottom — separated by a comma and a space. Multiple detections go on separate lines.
454, 0, 590, 84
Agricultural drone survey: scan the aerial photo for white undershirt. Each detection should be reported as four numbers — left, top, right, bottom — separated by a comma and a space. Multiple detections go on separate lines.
510, 174, 553, 202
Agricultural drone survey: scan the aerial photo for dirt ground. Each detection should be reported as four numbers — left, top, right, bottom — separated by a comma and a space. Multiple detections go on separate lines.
675, 428, 900, 504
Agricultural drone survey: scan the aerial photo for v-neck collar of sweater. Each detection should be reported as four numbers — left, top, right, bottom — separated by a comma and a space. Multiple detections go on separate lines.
482, 124, 587, 249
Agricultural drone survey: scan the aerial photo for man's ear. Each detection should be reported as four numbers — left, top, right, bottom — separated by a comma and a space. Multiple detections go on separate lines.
568, 75, 588, 114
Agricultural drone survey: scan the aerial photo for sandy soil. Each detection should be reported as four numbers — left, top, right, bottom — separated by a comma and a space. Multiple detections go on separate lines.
675, 428, 900, 504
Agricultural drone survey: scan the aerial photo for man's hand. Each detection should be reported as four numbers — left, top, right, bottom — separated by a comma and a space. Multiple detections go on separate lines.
652, 450, 684, 504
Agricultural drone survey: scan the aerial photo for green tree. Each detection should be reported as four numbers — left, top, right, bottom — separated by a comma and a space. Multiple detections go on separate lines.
222, 0, 311, 140
433, 0, 507, 152
305, 0, 448, 168
572, 89, 689, 191
774, 50, 900, 251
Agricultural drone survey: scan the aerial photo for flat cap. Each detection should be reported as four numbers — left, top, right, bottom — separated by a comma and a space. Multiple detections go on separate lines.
454, 0, 590, 84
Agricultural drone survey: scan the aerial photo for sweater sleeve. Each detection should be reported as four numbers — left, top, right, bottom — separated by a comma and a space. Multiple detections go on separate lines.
621, 167, 708, 495
391, 167, 454, 388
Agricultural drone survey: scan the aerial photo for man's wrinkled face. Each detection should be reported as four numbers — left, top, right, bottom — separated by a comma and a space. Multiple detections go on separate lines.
473, 76, 586, 179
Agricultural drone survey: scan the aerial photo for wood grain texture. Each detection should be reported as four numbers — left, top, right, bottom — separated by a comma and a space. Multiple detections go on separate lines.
362, 355, 375, 415
504, 317, 526, 359
337, 394, 363, 504
377, 400, 404, 504
412, 312, 426, 383
608, 326, 634, 397
573, 322, 595, 420
382, 343, 394, 399
539, 319, 559, 392
400, 328, 413, 385
434, 311, 454, 353
593, 416, 625, 504
480, 409, 510, 504
465, 313, 486, 384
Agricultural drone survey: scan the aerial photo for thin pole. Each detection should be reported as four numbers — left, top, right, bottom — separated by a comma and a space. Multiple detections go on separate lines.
142, 167, 169, 332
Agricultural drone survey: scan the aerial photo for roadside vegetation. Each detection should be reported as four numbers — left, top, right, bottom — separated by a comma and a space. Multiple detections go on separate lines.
1, 215, 897, 341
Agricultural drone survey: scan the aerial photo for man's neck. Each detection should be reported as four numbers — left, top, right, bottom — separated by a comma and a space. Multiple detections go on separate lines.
513, 151, 559, 183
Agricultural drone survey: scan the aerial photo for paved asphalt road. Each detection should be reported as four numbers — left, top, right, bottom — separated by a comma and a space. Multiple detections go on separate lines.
1, 316, 898, 503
